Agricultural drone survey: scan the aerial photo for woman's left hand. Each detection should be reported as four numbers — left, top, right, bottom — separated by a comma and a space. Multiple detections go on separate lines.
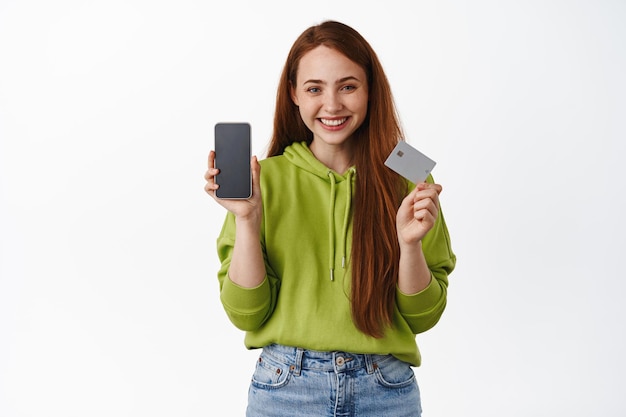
396, 182, 442, 246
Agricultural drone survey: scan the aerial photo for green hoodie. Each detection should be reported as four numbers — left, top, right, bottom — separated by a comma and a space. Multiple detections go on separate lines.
217, 141, 456, 366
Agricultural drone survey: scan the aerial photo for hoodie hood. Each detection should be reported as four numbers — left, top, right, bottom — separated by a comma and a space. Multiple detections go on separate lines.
284, 142, 356, 280
283, 141, 341, 179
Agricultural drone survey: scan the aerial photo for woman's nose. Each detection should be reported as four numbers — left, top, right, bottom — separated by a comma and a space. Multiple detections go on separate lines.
323, 92, 343, 113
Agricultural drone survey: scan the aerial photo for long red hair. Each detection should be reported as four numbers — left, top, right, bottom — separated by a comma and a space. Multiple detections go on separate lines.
268, 21, 406, 338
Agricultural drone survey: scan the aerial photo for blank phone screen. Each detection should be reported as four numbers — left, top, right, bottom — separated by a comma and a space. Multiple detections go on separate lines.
214, 123, 251, 199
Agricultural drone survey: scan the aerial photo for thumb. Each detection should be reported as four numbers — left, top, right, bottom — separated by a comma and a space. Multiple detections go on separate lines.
251, 156, 261, 194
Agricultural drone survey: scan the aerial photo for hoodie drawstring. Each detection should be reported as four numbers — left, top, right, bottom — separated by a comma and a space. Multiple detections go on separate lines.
327, 169, 355, 281
327, 172, 336, 281
341, 168, 355, 269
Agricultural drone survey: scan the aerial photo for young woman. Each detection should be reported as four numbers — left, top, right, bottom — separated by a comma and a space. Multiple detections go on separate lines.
205, 20, 456, 417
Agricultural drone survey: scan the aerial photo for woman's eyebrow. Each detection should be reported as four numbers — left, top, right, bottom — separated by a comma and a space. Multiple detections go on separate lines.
302, 76, 361, 85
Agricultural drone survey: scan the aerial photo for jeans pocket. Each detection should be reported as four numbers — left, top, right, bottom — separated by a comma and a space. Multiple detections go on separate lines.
250, 352, 292, 390
373, 356, 416, 389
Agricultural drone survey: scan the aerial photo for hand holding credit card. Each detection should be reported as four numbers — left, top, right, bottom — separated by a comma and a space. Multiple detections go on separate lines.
384, 141, 436, 184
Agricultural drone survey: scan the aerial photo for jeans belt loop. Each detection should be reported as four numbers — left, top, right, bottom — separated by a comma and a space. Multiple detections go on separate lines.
292, 347, 304, 376
364, 354, 376, 374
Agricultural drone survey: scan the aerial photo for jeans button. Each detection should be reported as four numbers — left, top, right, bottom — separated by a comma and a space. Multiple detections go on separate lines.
336, 356, 345, 366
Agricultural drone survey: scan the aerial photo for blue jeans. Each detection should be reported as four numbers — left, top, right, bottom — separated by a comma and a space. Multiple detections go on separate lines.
246, 344, 422, 417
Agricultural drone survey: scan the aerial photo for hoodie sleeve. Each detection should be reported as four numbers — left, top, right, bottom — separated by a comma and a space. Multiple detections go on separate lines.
216, 212, 280, 331
395, 176, 457, 335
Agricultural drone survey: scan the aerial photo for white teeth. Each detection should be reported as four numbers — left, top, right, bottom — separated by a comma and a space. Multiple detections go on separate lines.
320, 118, 347, 126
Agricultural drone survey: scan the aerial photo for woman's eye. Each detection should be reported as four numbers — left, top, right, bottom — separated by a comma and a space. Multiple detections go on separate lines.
341, 85, 356, 92
307, 87, 321, 93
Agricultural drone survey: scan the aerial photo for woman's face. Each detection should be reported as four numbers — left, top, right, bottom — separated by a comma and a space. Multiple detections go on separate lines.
291, 45, 369, 150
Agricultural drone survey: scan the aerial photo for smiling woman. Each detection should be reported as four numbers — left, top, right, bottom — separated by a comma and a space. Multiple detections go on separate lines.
290, 45, 369, 171
2, 1, 624, 416
204, 20, 456, 417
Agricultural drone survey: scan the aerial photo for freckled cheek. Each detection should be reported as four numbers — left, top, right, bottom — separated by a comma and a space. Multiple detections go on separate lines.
348, 94, 368, 113
300, 102, 324, 121
297, 105, 321, 129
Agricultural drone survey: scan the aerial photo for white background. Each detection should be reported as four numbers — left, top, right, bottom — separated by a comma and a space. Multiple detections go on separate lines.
1, 0, 625, 416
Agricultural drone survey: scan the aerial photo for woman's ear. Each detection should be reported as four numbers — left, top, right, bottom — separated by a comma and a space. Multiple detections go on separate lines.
290, 82, 299, 107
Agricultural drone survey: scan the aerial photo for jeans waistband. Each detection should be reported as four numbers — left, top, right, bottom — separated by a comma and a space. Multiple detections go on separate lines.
261, 344, 392, 376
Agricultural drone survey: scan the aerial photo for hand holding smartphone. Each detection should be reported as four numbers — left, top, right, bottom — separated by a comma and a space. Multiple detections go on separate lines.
214, 122, 252, 199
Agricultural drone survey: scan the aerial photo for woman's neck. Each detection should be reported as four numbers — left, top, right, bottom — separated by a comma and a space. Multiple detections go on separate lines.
309, 140, 354, 174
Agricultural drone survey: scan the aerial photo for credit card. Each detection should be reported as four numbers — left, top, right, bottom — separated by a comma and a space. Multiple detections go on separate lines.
384, 141, 436, 183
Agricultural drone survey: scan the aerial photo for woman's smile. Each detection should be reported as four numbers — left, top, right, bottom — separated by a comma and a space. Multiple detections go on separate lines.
319, 117, 349, 129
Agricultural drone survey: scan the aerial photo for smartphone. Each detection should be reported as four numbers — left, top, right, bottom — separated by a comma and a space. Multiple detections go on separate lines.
384, 141, 436, 184
214, 122, 252, 199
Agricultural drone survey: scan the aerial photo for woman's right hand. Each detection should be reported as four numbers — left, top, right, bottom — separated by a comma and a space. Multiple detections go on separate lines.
204, 150, 263, 223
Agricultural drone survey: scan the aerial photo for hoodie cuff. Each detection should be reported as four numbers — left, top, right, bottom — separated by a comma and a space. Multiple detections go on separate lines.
396, 273, 443, 315
220, 275, 271, 315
